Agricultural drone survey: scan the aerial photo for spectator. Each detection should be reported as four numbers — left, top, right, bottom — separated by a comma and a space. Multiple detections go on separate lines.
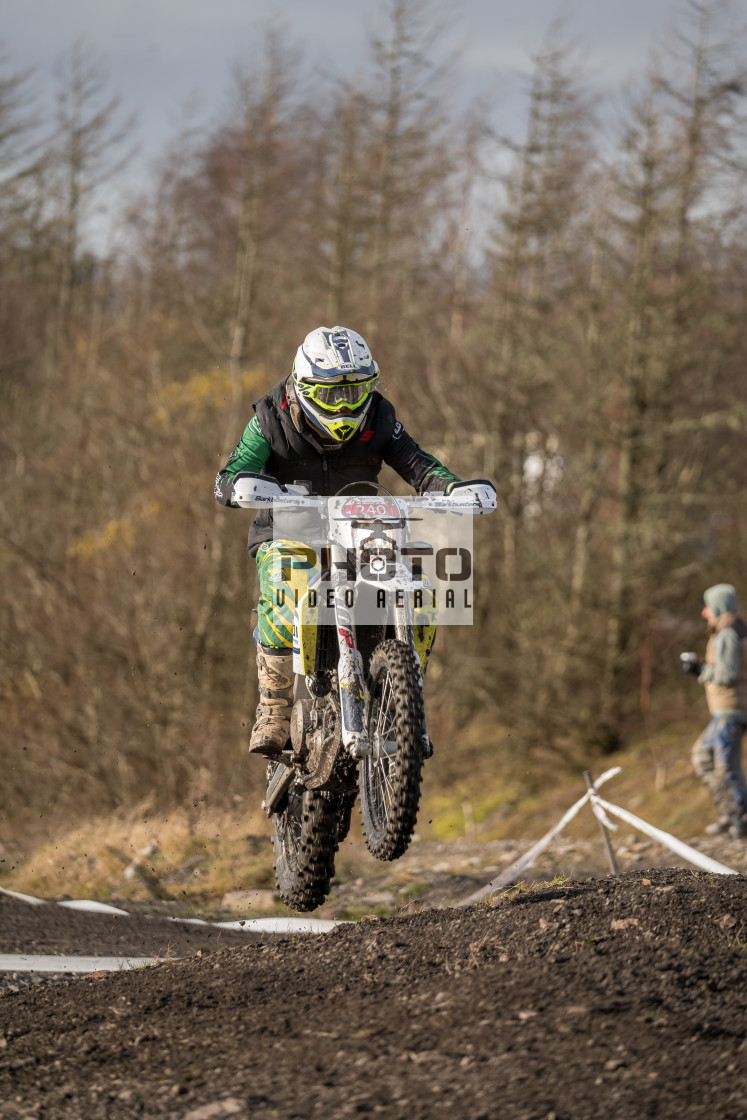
681, 583, 747, 839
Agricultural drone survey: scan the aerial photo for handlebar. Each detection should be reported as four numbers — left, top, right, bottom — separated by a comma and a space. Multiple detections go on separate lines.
231, 473, 497, 515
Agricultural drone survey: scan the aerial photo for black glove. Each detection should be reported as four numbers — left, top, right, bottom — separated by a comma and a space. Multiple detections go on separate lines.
679, 652, 703, 676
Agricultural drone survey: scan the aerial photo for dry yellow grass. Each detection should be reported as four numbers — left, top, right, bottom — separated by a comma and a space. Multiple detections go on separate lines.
1, 802, 276, 909
0, 720, 717, 907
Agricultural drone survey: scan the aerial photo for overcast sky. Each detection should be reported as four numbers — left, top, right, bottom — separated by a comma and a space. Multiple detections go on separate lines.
4, 0, 747, 210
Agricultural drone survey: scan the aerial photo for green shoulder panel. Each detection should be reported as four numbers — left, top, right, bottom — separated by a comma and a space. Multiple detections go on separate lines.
224, 415, 272, 478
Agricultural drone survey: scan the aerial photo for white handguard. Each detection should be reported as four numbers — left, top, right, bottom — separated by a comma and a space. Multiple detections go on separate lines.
232, 472, 286, 507
446, 479, 497, 513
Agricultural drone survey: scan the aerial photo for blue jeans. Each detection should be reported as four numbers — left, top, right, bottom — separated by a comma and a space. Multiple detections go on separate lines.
691, 714, 747, 820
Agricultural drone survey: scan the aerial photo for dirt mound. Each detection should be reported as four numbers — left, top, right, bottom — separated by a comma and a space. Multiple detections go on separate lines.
1, 868, 746, 1119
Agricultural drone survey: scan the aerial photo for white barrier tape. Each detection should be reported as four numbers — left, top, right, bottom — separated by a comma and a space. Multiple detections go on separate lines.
0, 954, 161, 974
0, 884, 178, 918
57, 899, 131, 915
594, 797, 737, 876
458, 766, 737, 906
457, 769, 618, 907
0, 884, 346, 955
457, 767, 623, 907
590, 766, 624, 790
456, 793, 590, 907
17, 903, 336, 934
213, 918, 341, 933
0, 886, 46, 906
588, 793, 619, 833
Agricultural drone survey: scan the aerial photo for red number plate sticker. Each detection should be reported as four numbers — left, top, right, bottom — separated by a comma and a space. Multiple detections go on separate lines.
341, 499, 400, 519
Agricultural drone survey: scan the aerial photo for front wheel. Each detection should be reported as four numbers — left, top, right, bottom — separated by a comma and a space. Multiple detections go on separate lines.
271, 773, 339, 912
359, 639, 425, 861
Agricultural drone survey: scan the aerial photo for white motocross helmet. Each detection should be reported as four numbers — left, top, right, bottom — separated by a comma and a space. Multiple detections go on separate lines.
292, 325, 380, 442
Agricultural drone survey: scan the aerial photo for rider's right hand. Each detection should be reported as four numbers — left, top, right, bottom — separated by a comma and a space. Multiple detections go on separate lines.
232, 472, 287, 506
446, 478, 496, 495
444, 479, 497, 512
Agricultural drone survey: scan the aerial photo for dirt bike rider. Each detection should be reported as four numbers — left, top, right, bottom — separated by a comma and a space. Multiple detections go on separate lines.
215, 325, 478, 759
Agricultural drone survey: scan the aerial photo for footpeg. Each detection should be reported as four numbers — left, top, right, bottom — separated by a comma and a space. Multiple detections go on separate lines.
263, 762, 295, 816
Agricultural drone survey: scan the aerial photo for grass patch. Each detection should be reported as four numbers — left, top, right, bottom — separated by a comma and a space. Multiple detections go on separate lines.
421, 719, 714, 846
0, 802, 277, 911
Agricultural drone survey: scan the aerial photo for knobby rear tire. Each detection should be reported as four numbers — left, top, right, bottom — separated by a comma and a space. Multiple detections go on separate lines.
271, 778, 339, 912
359, 639, 425, 862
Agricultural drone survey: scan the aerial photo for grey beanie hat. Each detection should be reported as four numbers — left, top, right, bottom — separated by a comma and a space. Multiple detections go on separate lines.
703, 583, 739, 617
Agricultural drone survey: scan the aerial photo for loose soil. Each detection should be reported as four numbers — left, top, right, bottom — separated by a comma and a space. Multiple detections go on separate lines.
1, 866, 745, 1120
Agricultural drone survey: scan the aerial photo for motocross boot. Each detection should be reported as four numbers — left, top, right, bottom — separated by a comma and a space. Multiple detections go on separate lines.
249, 646, 294, 759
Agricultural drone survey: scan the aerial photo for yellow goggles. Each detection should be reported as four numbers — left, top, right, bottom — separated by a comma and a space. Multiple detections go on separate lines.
297, 376, 378, 412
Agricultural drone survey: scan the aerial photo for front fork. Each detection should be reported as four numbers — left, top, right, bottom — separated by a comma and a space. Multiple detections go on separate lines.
334, 592, 431, 760
335, 607, 370, 760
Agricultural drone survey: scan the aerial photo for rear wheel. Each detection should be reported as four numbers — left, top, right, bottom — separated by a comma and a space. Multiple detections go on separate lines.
271, 775, 339, 911
359, 639, 425, 861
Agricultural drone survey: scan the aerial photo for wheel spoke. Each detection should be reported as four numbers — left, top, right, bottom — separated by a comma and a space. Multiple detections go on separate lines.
376, 672, 394, 738
368, 669, 399, 823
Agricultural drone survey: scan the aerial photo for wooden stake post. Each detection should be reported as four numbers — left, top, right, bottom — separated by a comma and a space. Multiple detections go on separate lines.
584, 769, 618, 875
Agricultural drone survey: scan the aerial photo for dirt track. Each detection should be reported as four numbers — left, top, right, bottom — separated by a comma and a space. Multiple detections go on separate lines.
1, 867, 746, 1119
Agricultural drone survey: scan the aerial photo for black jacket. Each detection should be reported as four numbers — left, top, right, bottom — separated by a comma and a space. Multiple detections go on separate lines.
215, 378, 459, 554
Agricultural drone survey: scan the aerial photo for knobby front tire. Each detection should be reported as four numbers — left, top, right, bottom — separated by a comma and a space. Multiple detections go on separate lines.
359, 639, 425, 861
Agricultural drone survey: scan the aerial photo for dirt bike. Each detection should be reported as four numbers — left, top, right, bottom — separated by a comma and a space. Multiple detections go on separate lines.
233, 474, 497, 911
